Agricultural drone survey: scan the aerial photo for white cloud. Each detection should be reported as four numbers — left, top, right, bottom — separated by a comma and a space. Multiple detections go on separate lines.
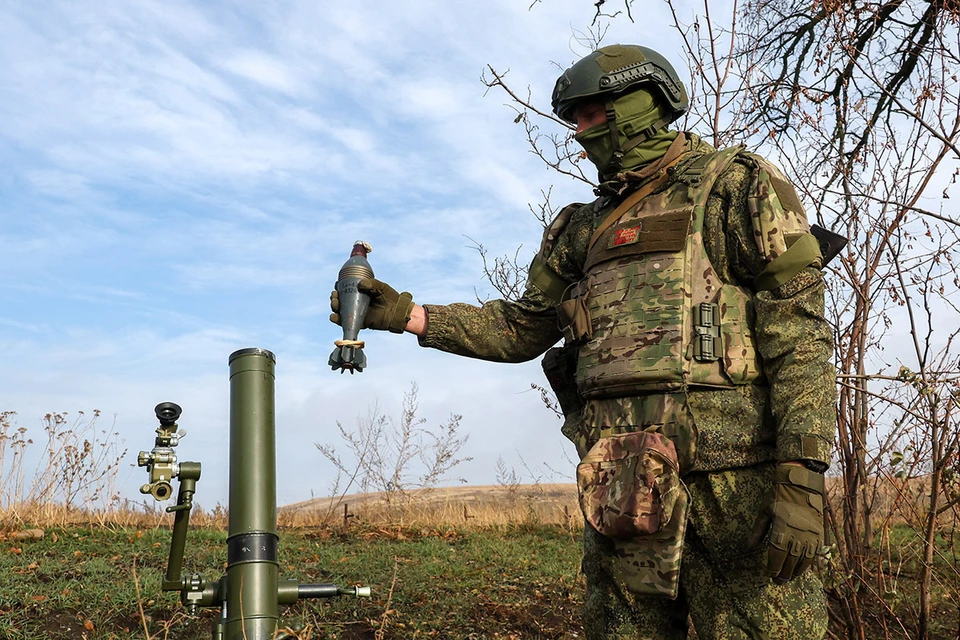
218, 50, 303, 95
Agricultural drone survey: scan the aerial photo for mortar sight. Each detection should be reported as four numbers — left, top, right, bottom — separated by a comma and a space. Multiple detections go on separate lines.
138, 401, 189, 501
155, 402, 182, 426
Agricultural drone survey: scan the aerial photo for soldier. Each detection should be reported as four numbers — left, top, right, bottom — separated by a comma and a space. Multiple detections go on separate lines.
330, 44, 835, 640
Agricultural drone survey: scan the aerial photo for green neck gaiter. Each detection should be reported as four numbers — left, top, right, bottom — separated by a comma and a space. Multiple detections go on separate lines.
574, 88, 679, 180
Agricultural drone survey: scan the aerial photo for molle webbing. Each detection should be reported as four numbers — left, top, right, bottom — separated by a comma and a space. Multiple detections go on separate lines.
584, 208, 689, 273
529, 137, 690, 308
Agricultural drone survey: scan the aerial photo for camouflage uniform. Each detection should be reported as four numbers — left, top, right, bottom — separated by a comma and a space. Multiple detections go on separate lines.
417, 134, 834, 639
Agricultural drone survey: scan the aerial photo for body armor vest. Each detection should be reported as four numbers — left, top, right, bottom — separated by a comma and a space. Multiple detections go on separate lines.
573, 147, 764, 398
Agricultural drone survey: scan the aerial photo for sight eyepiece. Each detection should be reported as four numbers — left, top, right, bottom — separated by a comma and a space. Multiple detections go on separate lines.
156, 402, 182, 426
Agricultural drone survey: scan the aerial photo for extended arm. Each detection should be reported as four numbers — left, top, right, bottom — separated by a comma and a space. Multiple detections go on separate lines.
405, 304, 427, 337
331, 250, 575, 364
415, 286, 563, 363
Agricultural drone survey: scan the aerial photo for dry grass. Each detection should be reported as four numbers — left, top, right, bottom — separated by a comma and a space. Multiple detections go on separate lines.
1, 483, 583, 534
279, 483, 582, 530
3, 475, 949, 534
824, 474, 959, 530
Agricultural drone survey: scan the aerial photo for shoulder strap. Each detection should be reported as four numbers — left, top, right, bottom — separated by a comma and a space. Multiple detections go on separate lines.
682, 145, 746, 235
680, 144, 745, 189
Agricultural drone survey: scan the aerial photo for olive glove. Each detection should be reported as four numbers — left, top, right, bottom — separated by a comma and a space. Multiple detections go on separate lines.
750, 463, 825, 583
329, 277, 414, 334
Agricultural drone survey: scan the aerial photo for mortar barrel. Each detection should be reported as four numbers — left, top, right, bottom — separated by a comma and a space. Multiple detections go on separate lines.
225, 348, 279, 639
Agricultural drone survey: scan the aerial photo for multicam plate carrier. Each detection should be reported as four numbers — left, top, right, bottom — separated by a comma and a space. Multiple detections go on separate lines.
571, 147, 765, 398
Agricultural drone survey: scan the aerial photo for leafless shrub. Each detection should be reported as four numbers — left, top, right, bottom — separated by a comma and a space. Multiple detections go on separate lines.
465, 236, 532, 304
316, 383, 472, 517
0, 410, 127, 525
496, 455, 523, 497
732, 3, 960, 637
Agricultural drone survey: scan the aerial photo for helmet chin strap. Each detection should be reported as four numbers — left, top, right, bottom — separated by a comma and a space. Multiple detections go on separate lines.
603, 99, 670, 175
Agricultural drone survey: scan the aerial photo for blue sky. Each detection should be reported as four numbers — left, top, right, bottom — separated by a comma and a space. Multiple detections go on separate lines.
0, 0, 704, 507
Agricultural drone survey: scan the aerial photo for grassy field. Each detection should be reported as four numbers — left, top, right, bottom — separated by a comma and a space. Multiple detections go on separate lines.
0, 519, 584, 640
2, 483, 959, 639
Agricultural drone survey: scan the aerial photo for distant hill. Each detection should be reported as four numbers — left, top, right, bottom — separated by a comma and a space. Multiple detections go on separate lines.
280, 483, 580, 527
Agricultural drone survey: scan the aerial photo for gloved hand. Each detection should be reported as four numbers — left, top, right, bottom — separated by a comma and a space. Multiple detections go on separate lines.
750, 463, 825, 583
330, 277, 415, 334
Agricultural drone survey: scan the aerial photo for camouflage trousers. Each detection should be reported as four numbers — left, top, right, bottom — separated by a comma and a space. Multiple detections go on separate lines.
581, 462, 828, 640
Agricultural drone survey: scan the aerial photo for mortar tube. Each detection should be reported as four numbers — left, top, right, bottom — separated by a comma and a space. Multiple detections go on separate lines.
225, 348, 279, 640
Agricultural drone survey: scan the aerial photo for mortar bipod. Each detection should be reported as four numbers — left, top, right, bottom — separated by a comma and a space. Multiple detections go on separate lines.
138, 347, 370, 640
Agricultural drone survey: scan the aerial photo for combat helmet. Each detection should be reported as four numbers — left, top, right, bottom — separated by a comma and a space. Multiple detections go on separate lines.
552, 44, 688, 123
552, 45, 689, 173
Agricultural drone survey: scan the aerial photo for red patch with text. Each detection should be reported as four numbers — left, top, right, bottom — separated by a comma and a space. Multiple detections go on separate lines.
611, 225, 642, 247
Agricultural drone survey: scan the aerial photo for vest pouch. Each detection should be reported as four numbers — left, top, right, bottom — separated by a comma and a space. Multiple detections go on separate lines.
576, 430, 681, 539
557, 295, 593, 343
716, 284, 763, 385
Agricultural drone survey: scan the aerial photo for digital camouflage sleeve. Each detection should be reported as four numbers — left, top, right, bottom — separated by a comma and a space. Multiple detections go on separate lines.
419, 138, 835, 470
